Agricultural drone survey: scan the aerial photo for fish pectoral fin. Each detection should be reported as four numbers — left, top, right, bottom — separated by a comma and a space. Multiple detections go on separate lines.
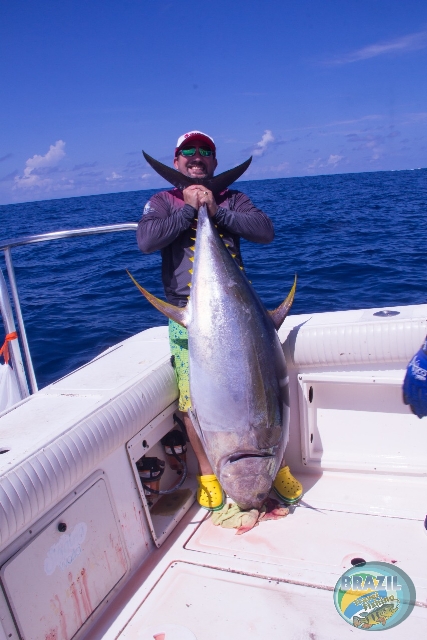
127, 270, 188, 327
268, 274, 297, 330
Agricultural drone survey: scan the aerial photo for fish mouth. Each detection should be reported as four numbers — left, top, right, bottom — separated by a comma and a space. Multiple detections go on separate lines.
227, 452, 274, 464
219, 452, 276, 509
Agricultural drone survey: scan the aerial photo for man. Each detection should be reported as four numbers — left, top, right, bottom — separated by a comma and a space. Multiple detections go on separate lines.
137, 130, 302, 510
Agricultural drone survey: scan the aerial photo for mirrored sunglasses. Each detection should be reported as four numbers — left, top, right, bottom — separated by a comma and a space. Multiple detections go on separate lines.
178, 146, 213, 157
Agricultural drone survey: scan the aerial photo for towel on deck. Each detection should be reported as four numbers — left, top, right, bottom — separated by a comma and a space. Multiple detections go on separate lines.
211, 498, 289, 534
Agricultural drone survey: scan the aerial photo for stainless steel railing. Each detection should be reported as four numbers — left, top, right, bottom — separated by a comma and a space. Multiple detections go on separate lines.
0, 223, 138, 398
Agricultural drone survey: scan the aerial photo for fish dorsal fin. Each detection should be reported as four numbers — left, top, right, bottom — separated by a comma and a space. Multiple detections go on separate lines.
142, 151, 252, 195
268, 275, 297, 330
127, 270, 189, 327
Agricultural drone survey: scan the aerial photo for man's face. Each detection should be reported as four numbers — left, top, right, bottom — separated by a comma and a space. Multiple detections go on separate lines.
174, 143, 217, 178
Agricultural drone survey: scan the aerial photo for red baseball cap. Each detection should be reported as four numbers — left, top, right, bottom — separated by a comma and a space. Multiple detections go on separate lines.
175, 131, 216, 156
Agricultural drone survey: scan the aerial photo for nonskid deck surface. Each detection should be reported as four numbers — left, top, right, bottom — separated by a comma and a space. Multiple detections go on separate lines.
118, 563, 427, 640
94, 472, 427, 640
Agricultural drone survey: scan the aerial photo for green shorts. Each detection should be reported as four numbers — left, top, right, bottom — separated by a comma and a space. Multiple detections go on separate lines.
169, 319, 191, 412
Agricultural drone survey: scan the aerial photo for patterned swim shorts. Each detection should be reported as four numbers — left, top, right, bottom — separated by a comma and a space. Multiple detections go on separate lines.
169, 319, 191, 411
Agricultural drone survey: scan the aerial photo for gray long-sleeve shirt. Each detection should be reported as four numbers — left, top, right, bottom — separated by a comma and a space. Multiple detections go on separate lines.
137, 188, 274, 307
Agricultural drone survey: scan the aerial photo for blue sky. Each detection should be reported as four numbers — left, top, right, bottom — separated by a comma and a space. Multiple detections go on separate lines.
1, 0, 426, 204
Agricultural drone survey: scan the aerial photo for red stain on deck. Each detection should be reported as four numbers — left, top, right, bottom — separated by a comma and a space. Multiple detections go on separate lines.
110, 533, 127, 571
133, 502, 146, 533
80, 568, 93, 617
116, 543, 127, 570
68, 572, 83, 627
109, 532, 127, 570
51, 595, 68, 639
45, 628, 58, 640
104, 549, 112, 573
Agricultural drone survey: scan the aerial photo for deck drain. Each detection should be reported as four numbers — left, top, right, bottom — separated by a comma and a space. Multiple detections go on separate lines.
424, 515, 427, 535
351, 557, 366, 566
0, 449, 10, 454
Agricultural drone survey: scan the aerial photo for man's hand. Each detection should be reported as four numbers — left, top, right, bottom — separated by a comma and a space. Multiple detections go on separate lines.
183, 185, 217, 218
182, 185, 200, 210
403, 340, 427, 418
198, 187, 218, 217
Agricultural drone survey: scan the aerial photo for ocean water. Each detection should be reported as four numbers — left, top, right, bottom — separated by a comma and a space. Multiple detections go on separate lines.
1, 168, 426, 388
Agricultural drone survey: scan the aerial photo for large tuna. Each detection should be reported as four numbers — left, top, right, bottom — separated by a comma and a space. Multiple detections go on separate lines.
129, 204, 295, 510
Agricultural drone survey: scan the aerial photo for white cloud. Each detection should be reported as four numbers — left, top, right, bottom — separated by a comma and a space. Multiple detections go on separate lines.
327, 154, 344, 167
106, 171, 123, 181
307, 158, 322, 171
326, 30, 427, 65
14, 140, 66, 190
346, 132, 385, 161
249, 161, 290, 175
26, 140, 65, 170
307, 154, 346, 171
252, 130, 275, 157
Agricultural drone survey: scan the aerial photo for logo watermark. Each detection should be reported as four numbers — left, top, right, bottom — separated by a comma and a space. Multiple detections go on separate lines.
333, 561, 415, 630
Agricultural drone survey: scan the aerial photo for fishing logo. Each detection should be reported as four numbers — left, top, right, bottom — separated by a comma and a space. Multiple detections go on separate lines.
409, 354, 427, 381
333, 561, 416, 630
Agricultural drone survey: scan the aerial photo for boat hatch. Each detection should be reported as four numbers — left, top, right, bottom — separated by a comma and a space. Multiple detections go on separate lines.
127, 405, 198, 547
0, 475, 128, 640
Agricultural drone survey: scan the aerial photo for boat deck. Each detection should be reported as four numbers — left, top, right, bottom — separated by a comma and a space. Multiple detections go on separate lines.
1, 307, 427, 639
89, 470, 427, 640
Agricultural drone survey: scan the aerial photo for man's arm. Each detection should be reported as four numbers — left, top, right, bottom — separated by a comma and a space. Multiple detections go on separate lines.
213, 191, 274, 244
137, 192, 196, 253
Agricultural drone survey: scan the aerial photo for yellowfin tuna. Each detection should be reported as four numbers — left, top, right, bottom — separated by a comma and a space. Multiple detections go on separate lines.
128, 204, 296, 510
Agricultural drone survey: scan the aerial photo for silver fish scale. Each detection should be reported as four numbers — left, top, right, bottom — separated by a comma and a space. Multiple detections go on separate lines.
188, 206, 290, 509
